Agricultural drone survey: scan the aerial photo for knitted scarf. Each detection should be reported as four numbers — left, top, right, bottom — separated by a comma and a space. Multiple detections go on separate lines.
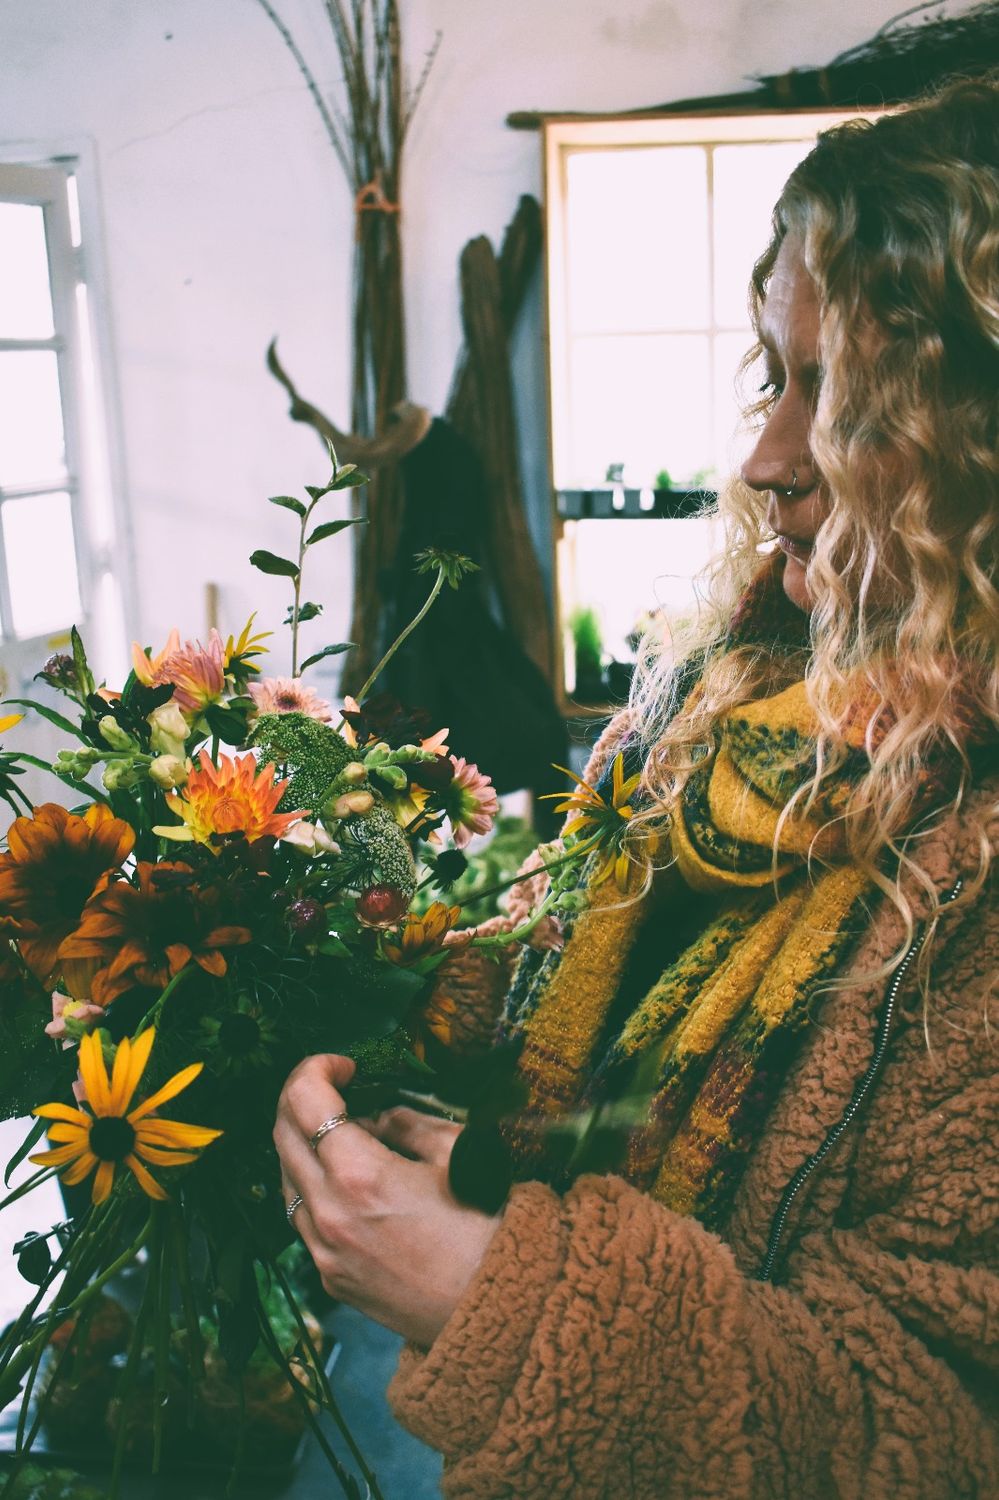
498, 556, 977, 1230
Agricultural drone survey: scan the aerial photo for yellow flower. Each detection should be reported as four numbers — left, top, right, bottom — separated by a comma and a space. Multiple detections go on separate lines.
383, 901, 461, 965
224, 613, 272, 672
543, 753, 651, 893
30, 1028, 221, 1205
0, 712, 23, 735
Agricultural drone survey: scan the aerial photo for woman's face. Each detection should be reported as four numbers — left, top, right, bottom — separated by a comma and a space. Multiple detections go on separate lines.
740, 237, 831, 612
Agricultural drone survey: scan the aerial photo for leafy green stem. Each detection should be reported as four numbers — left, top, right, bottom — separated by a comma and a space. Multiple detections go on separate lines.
347, 566, 445, 713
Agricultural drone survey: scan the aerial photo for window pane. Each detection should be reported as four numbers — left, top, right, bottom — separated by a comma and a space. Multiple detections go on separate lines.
568, 333, 711, 488
3, 491, 81, 638
712, 141, 815, 327
566, 148, 709, 333
0, 203, 55, 339
0, 351, 66, 487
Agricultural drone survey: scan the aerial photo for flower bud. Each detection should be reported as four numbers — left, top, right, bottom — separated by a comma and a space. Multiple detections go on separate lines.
102, 759, 143, 791
147, 701, 191, 757
356, 884, 410, 928
98, 715, 135, 752
148, 754, 188, 789
332, 790, 374, 818
282, 821, 340, 856
341, 761, 367, 785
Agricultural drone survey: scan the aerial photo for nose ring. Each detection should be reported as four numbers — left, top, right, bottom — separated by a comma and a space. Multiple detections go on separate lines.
784, 469, 798, 497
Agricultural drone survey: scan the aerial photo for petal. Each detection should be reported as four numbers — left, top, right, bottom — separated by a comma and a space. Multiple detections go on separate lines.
133, 1142, 200, 1166
78, 1032, 112, 1115
127, 1063, 203, 1121
124, 1154, 168, 1200
61, 1150, 98, 1186
43, 1123, 89, 1144
135, 1118, 222, 1149
110, 1026, 155, 1115
194, 951, 226, 977
92, 1160, 116, 1204
29, 1141, 89, 1167
34, 1102, 91, 1126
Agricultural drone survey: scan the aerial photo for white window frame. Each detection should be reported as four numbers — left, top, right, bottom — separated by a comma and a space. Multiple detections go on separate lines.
542, 108, 880, 713
0, 141, 133, 686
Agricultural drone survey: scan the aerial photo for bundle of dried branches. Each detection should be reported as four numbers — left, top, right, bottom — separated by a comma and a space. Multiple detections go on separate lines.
256, 0, 440, 692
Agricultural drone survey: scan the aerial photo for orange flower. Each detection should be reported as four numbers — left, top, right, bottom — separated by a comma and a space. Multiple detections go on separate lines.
133, 629, 225, 712
31, 1027, 221, 1204
0, 803, 135, 982
154, 752, 304, 848
58, 862, 252, 1006
383, 901, 461, 966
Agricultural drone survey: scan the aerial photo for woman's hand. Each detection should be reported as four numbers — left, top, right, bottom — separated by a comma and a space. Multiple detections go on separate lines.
274, 1053, 502, 1348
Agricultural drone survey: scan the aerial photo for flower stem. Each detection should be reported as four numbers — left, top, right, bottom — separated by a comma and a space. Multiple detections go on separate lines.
347, 567, 445, 712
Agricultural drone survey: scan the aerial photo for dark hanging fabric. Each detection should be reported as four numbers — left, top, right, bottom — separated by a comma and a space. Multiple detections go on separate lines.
380, 417, 568, 835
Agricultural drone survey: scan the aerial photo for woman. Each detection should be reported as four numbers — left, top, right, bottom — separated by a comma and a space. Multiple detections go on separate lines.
275, 75, 999, 1498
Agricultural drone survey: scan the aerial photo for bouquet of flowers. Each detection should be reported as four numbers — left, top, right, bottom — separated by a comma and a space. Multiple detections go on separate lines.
0, 453, 590, 1500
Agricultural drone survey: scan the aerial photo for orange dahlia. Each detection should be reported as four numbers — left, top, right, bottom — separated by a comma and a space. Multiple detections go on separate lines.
154, 752, 304, 848
0, 804, 135, 982
31, 1027, 221, 1204
58, 861, 252, 1007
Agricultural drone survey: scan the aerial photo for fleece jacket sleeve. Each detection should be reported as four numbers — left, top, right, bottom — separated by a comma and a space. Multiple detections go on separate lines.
389, 1155, 999, 1500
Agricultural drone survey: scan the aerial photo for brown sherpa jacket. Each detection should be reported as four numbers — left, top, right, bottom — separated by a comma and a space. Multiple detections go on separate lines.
389, 719, 999, 1499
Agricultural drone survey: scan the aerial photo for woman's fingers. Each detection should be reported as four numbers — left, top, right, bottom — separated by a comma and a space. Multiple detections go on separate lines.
362, 1106, 461, 1166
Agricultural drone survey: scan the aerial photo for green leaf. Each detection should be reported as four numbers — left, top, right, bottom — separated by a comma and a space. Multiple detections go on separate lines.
249, 549, 300, 579
3, 698, 82, 739
203, 703, 252, 745
268, 494, 306, 516
304, 484, 333, 502
299, 643, 353, 672
331, 469, 368, 490
284, 600, 323, 626
71, 626, 95, 699
4, 1117, 46, 1186
305, 518, 364, 546
318, 935, 351, 958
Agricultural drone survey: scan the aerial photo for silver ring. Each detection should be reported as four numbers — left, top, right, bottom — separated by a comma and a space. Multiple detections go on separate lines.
308, 1112, 350, 1152
286, 1193, 304, 1224
785, 468, 797, 497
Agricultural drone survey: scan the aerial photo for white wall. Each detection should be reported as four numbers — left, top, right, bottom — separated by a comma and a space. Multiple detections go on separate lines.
0, 0, 965, 689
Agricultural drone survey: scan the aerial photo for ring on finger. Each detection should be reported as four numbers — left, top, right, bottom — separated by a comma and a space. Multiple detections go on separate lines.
286, 1193, 304, 1224
309, 1112, 350, 1152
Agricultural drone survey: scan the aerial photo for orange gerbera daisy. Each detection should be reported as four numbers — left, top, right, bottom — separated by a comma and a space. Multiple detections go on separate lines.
0, 803, 135, 982
58, 862, 252, 1007
154, 752, 304, 849
31, 1027, 221, 1204
383, 901, 461, 966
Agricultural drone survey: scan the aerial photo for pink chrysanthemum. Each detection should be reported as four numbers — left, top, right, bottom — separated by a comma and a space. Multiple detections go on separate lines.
132, 629, 226, 713
248, 677, 332, 722
445, 757, 499, 849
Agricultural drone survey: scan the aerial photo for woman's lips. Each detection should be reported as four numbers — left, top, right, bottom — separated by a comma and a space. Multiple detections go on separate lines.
776, 534, 813, 563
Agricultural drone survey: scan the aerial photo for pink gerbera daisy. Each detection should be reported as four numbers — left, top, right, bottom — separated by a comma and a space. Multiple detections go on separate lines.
248, 677, 332, 722
445, 757, 499, 849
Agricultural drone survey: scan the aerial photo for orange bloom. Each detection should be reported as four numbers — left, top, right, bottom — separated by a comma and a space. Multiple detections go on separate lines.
59, 861, 252, 1006
383, 902, 461, 966
132, 629, 225, 712
154, 752, 304, 848
0, 803, 135, 982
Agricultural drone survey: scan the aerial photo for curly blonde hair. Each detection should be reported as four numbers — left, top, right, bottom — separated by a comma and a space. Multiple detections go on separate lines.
632, 74, 999, 983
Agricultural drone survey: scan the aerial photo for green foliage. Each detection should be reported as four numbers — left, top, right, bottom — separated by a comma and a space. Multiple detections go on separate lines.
413, 549, 479, 589
422, 815, 537, 926
654, 466, 673, 490
299, 642, 352, 673
569, 606, 603, 676
268, 494, 307, 516
339, 803, 417, 902
249, 549, 299, 579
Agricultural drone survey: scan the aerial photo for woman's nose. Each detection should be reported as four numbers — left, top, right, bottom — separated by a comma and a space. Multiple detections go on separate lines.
741, 396, 811, 494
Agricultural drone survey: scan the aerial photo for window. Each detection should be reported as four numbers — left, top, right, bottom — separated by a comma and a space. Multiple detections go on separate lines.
0, 159, 128, 692
543, 109, 877, 710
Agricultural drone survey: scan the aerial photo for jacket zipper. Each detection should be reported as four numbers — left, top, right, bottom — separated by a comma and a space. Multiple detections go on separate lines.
757, 874, 965, 1283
